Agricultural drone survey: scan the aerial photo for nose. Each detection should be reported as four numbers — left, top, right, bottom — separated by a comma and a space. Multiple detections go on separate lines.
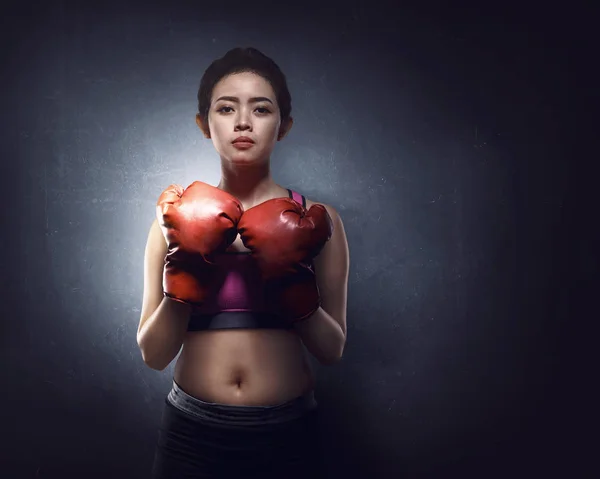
234, 109, 252, 132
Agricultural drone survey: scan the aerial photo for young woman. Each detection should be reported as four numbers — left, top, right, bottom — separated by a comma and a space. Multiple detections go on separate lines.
137, 47, 350, 479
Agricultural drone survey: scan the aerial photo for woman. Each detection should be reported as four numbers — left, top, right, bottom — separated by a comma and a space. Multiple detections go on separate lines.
137, 47, 350, 478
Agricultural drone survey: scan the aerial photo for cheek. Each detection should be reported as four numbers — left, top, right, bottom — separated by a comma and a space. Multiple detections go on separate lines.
208, 120, 227, 144
262, 120, 281, 141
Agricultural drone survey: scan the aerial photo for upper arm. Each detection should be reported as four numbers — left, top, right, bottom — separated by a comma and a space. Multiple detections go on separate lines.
312, 203, 350, 336
138, 218, 168, 336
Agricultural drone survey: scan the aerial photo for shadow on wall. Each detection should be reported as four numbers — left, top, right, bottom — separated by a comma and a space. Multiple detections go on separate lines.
312, 227, 556, 478
312, 235, 408, 477
4, 270, 168, 478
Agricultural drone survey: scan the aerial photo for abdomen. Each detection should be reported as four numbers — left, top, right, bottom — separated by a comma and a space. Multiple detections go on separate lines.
174, 329, 315, 406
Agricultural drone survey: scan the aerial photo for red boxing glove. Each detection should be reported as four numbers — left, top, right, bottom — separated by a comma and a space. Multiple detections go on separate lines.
238, 198, 333, 322
156, 181, 243, 305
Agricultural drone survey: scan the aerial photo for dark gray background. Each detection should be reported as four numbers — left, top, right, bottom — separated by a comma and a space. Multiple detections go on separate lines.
1, 1, 589, 478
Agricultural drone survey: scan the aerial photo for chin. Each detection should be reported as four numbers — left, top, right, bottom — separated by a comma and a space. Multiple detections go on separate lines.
228, 150, 270, 164
226, 155, 266, 167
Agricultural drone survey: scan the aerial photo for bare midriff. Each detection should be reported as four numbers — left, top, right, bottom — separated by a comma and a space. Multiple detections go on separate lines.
174, 328, 315, 406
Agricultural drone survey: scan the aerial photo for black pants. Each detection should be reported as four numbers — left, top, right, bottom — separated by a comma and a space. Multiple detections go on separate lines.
151, 383, 324, 479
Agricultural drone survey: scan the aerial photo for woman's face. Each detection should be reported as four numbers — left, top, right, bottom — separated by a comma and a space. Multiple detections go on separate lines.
200, 71, 289, 166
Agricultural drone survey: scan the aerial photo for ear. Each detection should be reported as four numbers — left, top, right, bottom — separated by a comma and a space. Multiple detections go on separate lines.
277, 116, 294, 141
196, 114, 211, 139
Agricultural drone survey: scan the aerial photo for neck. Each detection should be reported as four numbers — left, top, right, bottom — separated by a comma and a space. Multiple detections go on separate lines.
217, 161, 277, 206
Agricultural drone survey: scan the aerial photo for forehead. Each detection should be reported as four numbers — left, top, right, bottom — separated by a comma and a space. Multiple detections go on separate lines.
212, 72, 276, 100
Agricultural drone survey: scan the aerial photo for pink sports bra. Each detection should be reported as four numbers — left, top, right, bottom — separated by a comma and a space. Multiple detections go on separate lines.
187, 189, 307, 331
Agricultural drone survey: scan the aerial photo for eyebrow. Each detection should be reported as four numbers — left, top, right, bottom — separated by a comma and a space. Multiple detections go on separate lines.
215, 96, 274, 104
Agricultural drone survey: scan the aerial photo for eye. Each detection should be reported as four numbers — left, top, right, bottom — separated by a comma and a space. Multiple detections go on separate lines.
255, 107, 271, 115
217, 106, 233, 113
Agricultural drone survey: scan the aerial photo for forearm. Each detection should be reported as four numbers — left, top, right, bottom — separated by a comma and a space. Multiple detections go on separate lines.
293, 307, 346, 365
137, 297, 191, 371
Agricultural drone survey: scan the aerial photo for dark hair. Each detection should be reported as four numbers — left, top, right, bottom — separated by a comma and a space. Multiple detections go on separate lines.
197, 47, 292, 124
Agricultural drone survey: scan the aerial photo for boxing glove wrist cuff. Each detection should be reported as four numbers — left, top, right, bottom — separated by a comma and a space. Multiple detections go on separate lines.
290, 302, 321, 324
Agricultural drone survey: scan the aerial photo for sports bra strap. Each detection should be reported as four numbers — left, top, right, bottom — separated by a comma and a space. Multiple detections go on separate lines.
287, 189, 306, 208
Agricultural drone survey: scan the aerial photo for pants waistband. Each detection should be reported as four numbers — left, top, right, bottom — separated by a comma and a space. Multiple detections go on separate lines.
166, 380, 317, 427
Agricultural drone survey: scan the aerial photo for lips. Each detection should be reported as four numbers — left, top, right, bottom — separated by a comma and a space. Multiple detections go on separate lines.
232, 137, 254, 144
